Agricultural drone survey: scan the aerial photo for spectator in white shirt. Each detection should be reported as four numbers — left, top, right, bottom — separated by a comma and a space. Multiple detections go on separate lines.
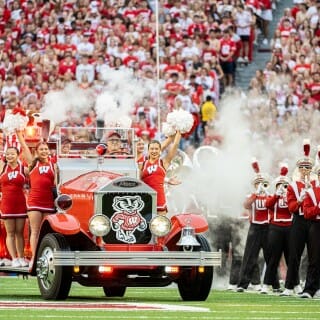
76, 33, 94, 58
1, 76, 19, 100
76, 55, 95, 84
181, 38, 200, 60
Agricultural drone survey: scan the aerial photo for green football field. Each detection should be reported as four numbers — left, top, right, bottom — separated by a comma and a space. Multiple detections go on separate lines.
0, 276, 318, 319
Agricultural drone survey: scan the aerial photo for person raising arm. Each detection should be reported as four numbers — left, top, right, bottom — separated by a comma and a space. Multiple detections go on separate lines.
16, 130, 57, 264
140, 131, 181, 215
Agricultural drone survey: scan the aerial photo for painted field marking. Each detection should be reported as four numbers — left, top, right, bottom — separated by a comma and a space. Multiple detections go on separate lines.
0, 300, 209, 312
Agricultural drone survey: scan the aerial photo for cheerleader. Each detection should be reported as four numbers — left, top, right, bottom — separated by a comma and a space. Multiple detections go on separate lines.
0, 146, 28, 267
16, 130, 57, 262
140, 131, 181, 215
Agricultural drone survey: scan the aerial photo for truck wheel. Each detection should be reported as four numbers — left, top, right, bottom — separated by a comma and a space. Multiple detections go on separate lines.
36, 233, 72, 300
177, 235, 213, 301
103, 286, 126, 297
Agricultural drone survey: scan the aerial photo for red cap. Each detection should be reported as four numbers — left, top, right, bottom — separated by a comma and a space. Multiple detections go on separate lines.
107, 131, 121, 139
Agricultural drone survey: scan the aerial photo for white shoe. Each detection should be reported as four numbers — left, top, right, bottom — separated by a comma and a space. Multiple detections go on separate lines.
294, 284, 303, 295
262, 38, 268, 46
19, 258, 29, 267
244, 56, 249, 64
260, 284, 271, 294
237, 287, 245, 292
2, 258, 12, 266
12, 258, 21, 268
227, 284, 237, 291
0, 259, 4, 267
314, 289, 320, 297
250, 284, 261, 292
300, 292, 312, 299
280, 289, 293, 296
238, 57, 244, 63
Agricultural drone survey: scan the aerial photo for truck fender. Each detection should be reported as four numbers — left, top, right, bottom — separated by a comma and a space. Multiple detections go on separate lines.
163, 213, 209, 244
44, 213, 81, 235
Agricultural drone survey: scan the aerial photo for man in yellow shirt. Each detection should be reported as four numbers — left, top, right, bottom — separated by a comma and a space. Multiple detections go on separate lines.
200, 95, 217, 137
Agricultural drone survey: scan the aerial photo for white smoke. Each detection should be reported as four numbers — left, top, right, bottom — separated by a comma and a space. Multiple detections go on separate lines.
41, 82, 93, 123
41, 69, 154, 128
97, 68, 151, 127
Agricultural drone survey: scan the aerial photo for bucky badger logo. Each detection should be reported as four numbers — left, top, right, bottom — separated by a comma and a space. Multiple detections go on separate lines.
110, 195, 147, 243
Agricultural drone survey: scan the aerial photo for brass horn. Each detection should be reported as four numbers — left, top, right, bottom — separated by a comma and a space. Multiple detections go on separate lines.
192, 146, 219, 170
166, 149, 193, 180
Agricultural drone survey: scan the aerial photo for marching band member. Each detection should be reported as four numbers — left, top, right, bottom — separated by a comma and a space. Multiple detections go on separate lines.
301, 166, 320, 298
261, 163, 292, 294
281, 139, 314, 296
237, 158, 272, 292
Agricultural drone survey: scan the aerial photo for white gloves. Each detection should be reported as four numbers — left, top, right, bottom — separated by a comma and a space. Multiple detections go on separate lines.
275, 187, 283, 196
298, 189, 306, 202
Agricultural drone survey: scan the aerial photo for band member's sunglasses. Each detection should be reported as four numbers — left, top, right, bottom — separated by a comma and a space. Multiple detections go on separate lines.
299, 165, 312, 169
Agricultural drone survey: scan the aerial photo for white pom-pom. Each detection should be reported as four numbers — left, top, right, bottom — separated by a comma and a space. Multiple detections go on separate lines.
162, 122, 176, 137
166, 109, 194, 134
2, 110, 29, 135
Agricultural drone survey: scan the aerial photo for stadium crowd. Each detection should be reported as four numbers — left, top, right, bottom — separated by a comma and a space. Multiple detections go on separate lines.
0, 0, 272, 148
0, 0, 320, 297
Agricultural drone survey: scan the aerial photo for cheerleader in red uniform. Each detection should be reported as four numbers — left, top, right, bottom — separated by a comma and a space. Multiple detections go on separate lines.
0, 146, 28, 267
16, 131, 57, 261
140, 131, 181, 215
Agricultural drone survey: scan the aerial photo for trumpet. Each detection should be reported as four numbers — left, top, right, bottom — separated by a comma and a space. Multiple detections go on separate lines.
256, 182, 269, 195
276, 183, 288, 196
305, 175, 311, 189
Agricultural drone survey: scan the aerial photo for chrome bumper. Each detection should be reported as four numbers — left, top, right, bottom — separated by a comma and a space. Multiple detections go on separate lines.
53, 250, 222, 267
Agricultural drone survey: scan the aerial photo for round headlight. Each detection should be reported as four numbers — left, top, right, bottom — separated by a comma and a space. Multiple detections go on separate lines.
55, 194, 72, 212
150, 215, 171, 237
89, 215, 111, 237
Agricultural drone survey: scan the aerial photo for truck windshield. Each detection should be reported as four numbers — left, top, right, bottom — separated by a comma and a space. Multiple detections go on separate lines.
57, 127, 134, 158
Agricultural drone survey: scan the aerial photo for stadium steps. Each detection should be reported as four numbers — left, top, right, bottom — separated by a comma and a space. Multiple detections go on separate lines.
235, 0, 292, 91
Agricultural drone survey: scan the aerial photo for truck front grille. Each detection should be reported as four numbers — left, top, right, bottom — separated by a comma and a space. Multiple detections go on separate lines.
101, 193, 153, 244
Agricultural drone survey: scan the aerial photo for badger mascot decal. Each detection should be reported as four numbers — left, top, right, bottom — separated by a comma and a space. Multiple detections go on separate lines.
110, 195, 147, 243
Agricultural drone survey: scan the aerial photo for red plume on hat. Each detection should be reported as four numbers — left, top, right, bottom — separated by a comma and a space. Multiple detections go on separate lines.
251, 157, 267, 185
280, 163, 288, 177
303, 139, 311, 157
275, 162, 290, 185
251, 157, 260, 174
296, 138, 314, 167
317, 145, 320, 162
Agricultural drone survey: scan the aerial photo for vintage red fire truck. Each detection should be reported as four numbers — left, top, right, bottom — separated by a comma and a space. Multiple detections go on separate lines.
0, 126, 221, 301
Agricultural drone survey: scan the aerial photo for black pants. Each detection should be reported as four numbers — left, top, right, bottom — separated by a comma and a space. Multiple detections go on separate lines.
303, 221, 320, 296
263, 224, 291, 286
238, 223, 270, 289
285, 215, 311, 289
